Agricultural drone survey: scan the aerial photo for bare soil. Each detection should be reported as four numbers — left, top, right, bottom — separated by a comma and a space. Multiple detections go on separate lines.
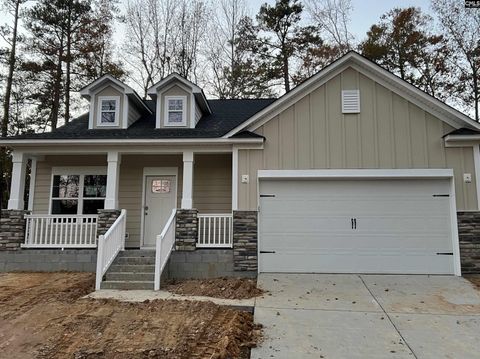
0, 273, 261, 359
164, 277, 264, 299
465, 275, 480, 290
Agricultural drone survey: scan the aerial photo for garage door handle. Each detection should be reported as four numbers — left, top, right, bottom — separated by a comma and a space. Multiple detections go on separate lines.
260, 250, 276, 254
351, 218, 357, 229
436, 252, 453, 255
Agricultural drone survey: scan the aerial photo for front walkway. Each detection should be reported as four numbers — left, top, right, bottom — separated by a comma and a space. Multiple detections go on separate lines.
252, 274, 480, 359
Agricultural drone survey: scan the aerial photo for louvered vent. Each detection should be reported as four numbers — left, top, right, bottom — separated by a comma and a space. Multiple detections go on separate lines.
342, 90, 360, 113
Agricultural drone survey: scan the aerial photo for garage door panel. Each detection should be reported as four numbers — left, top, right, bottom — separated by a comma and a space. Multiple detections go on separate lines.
259, 178, 455, 274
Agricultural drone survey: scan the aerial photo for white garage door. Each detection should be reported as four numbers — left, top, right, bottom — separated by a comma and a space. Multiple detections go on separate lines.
259, 178, 456, 274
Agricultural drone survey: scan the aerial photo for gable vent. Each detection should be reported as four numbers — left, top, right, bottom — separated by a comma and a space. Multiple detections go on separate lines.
342, 90, 360, 113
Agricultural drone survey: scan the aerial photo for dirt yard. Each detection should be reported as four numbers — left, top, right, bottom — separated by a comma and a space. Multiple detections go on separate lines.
466, 275, 480, 290
0, 273, 261, 359
165, 277, 264, 299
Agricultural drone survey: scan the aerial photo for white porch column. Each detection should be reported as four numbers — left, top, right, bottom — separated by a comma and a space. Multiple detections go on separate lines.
105, 151, 121, 209
474, 144, 480, 210
8, 151, 27, 210
181, 151, 194, 209
27, 157, 38, 211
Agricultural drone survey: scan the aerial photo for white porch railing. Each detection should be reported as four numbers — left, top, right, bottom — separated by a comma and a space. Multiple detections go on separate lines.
95, 209, 127, 290
154, 209, 176, 291
197, 213, 233, 248
23, 214, 98, 248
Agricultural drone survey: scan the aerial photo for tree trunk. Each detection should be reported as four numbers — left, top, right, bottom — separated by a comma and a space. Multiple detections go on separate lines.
65, 7, 72, 124
2, 0, 21, 138
51, 43, 64, 130
283, 55, 290, 92
473, 67, 479, 122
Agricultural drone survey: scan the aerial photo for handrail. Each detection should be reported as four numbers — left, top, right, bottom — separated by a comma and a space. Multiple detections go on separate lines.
154, 209, 176, 291
95, 209, 127, 290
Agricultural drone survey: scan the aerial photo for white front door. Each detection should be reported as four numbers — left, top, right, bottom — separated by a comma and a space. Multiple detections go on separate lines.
143, 175, 176, 248
259, 178, 456, 274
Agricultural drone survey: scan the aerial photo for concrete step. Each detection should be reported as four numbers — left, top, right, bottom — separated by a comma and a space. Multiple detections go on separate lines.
101, 280, 154, 290
114, 256, 155, 265
118, 250, 155, 258
108, 264, 155, 273
106, 272, 154, 282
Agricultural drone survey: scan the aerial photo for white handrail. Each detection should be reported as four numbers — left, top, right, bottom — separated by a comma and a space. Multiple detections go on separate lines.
197, 213, 233, 248
154, 209, 176, 291
23, 214, 98, 248
95, 209, 127, 290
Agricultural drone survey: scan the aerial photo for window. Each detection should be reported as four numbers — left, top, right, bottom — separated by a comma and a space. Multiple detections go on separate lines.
50, 170, 107, 215
97, 96, 119, 126
152, 179, 171, 193
164, 96, 187, 126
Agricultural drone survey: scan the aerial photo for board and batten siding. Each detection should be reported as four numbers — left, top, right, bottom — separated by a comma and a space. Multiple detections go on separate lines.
237, 67, 477, 211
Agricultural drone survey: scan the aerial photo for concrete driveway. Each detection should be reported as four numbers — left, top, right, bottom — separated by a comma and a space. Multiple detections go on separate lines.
251, 274, 480, 359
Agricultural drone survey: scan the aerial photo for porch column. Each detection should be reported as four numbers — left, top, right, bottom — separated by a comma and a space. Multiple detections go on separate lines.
7, 151, 27, 210
181, 151, 194, 209
105, 151, 121, 209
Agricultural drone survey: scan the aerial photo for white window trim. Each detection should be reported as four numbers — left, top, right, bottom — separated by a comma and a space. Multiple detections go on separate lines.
49, 167, 107, 215
164, 95, 187, 127
97, 96, 120, 127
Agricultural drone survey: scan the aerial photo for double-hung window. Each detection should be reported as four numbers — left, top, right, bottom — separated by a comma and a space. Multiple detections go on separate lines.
164, 96, 187, 126
97, 96, 119, 126
50, 168, 107, 215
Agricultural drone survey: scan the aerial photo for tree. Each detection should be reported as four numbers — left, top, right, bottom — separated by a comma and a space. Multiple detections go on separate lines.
359, 7, 450, 99
432, 0, 480, 121
304, 0, 354, 51
237, 0, 320, 93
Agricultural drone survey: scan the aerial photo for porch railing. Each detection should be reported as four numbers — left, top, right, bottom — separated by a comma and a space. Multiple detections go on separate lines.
23, 214, 98, 248
95, 209, 127, 290
197, 213, 233, 248
154, 209, 176, 291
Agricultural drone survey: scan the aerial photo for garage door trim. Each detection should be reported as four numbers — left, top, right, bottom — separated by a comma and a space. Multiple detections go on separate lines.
257, 169, 461, 276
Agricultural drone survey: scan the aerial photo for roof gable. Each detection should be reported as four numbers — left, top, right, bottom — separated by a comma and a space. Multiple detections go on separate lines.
224, 51, 480, 137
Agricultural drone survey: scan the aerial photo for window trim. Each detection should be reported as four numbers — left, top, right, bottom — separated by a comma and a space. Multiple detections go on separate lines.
49, 167, 107, 215
164, 95, 187, 127
97, 96, 120, 127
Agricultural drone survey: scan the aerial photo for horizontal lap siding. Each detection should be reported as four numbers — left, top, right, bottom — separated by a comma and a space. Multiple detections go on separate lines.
237, 67, 478, 211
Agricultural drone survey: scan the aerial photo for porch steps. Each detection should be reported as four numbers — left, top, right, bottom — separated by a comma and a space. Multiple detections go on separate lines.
100, 249, 156, 290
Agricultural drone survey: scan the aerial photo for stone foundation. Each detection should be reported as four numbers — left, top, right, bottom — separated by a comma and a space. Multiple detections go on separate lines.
0, 209, 30, 251
458, 211, 480, 274
97, 209, 121, 237
0, 249, 97, 272
175, 209, 198, 251
167, 249, 255, 279
233, 211, 258, 272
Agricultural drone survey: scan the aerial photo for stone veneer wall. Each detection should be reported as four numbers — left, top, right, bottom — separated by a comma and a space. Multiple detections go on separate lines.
0, 210, 30, 251
233, 211, 258, 272
175, 209, 198, 251
458, 211, 480, 274
97, 209, 121, 237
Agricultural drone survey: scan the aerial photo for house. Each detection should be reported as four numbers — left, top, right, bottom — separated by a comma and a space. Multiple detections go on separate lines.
1, 51, 480, 290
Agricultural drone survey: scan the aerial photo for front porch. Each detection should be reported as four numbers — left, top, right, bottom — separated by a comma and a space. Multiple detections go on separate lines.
0, 150, 258, 284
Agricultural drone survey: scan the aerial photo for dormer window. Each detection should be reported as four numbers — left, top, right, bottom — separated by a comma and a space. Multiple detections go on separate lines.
98, 96, 119, 126
165, 96, 186, 127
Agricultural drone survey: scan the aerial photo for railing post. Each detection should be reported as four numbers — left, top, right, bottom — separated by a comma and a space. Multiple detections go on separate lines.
95, 235, 105, 290
154, 234, 162, 291
121, 210, 126, 250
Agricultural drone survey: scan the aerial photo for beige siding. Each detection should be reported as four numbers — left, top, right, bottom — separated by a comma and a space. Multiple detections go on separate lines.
92, 86, 124, 129
33, 155, 107, 213
237, 67, 478, 211
194, 154, 232, 213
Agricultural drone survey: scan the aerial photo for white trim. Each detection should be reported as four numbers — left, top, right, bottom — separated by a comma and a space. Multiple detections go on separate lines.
181, 151, 194, 208
257, 169, 455, 179
257, 168, 461, 276
190, 93, 195, 128
27, 158, 37, 211
8, 151, 26, 210
164, 95, 187, 127
0, 138, 264, 146
224, 52, 480, 138
97, 96, 120, 127
232, 147, 239, 211
88, 100, 94, 129
140, 167, 178, 248
474, 144, 480, 210
147, 73, 202, 95
122, 93, 129, 129
105, 152, 121, 209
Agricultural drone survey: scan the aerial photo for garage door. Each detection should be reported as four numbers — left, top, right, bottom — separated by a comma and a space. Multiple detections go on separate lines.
259, 178, 455, 274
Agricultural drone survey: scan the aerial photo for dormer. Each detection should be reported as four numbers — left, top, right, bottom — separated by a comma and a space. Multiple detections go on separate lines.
80, 75, 151, 130
147, 73, 211, 129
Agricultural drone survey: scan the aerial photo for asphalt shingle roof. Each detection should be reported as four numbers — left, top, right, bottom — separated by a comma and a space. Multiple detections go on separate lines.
9, 99, 276, 140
